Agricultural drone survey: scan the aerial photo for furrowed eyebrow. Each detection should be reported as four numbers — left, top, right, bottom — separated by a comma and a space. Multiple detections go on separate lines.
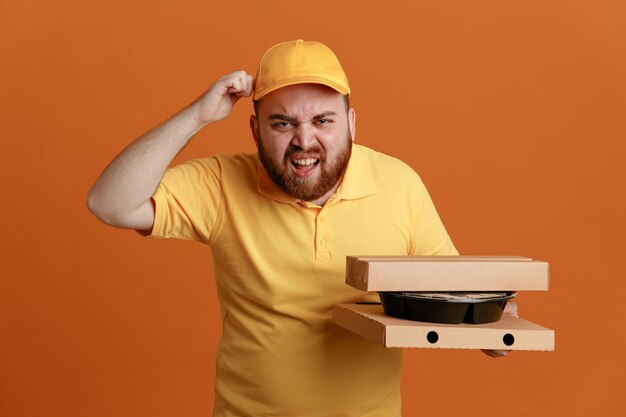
313, 111, 336, 120
267, 111, 337, 123
268, 114, 294, 122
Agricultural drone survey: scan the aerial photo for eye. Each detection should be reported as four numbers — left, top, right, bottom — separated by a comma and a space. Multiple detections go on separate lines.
272, 121, 292, 128
316, 118, 332, 124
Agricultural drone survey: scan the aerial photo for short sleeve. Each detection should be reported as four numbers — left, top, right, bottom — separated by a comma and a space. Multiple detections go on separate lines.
150, 158, 222, 244
410, 176, 459, 256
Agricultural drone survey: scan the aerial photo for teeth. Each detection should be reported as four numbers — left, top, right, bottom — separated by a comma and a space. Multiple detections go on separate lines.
293, 158, 317, 166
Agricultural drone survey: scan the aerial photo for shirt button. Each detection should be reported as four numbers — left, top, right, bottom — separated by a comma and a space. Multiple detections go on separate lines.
319, 238, 325, 245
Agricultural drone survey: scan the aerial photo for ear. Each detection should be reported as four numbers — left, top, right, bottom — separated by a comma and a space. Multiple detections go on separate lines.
348, 108, 356, 142
249, 114, 259, 147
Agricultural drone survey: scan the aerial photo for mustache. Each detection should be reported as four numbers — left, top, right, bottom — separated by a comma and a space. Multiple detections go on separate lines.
283, 145, 326, 161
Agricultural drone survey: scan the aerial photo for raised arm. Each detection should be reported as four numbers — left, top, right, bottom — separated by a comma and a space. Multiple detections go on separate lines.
86, 71, 254, 231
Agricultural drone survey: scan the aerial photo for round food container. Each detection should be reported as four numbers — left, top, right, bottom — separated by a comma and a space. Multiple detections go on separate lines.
379, 291, 517, 324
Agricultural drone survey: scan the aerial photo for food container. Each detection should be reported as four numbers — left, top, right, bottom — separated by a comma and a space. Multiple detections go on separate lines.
379, 291, 517, 324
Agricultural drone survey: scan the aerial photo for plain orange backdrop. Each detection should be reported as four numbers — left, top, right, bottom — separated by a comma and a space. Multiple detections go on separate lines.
2, 1, 625, 416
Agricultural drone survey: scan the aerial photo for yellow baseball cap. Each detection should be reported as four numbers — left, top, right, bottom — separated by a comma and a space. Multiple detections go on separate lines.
253, 39, 351, 100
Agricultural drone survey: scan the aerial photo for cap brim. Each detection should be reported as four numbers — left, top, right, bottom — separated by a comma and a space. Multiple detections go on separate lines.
253, 76, 350, 100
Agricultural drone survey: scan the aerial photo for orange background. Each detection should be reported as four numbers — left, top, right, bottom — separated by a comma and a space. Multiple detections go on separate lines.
2, 1, 625, 416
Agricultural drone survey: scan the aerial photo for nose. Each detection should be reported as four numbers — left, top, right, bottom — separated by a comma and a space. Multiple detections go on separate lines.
291, 123, 317, 150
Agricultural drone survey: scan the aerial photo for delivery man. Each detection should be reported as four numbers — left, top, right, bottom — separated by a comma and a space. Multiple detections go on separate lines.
87, 39, 508, 417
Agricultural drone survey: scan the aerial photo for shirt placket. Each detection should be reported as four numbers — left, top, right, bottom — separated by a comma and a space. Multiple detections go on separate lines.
315, 194, 341, 262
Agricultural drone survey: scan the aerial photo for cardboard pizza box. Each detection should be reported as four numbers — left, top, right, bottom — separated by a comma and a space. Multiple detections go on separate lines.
346, 256, 549, 292
333, 303, 555, 351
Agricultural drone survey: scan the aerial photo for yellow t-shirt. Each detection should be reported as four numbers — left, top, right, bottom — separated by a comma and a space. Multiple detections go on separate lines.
151, 144, 458, 417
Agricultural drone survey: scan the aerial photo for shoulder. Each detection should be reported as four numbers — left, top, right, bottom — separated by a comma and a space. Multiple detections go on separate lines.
354, 144, 423, 184
165, 152, 257, 178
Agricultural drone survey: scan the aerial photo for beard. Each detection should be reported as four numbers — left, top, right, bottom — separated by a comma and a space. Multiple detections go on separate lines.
258, 133, 353, 202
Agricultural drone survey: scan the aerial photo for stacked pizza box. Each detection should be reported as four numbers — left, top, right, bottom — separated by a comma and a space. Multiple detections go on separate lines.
332, 256, 555, 351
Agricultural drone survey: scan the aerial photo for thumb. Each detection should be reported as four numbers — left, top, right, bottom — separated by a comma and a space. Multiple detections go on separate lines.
504, 300, 518, 317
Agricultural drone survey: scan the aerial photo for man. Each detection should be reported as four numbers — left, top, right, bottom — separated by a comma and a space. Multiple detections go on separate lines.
88, 40, 499, 417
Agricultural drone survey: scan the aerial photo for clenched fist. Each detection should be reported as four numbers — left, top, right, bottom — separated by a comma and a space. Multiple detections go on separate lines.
190, 70, 254, 125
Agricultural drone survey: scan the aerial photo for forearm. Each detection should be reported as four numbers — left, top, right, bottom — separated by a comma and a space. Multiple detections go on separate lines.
87, 105, 204, 228
87, 70, 253, 230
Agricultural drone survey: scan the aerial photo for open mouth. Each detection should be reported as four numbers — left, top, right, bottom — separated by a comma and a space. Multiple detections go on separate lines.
291, 158, 320, 168
290, 157, 320, 176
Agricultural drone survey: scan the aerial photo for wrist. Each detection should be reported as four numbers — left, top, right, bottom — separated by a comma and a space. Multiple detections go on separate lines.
180, 104, 209, 137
